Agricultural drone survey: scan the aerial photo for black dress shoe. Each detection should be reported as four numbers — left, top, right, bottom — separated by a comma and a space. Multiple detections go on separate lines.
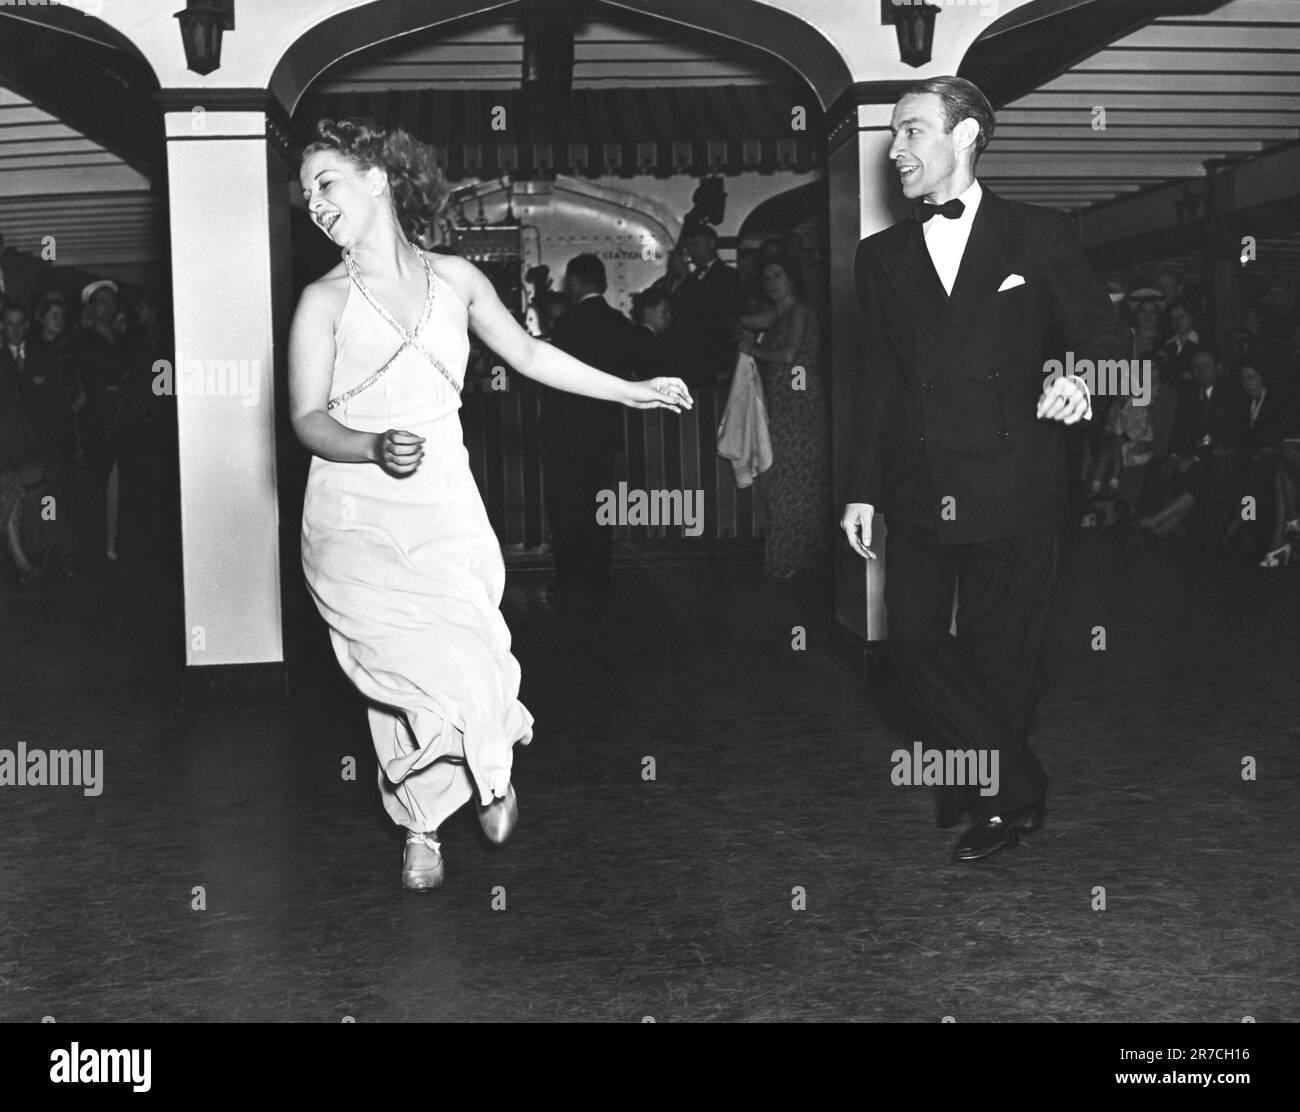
952, 816, 1018, 862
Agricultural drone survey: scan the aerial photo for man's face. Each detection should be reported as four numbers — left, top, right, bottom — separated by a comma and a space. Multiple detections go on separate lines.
685, 235, 714, 268
1192, 352, 1219, 387
1156, 273, 1179, 300
889, 93, 965, 202
1170, 307, 1191, 334
90, 288, 118, 325
2, 309, 26, 348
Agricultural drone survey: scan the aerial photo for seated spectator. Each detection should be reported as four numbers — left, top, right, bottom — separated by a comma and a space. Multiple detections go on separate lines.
1080, 388, 1153, 532
1139, 346, 1246, 541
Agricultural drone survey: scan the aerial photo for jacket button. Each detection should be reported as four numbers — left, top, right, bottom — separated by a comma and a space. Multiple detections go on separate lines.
919, 434, 926, 444
996, 428, 1009, 440
922, 380, 934, 390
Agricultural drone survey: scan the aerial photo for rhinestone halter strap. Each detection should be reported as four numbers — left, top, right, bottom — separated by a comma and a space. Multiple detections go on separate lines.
327, 243, 462, 411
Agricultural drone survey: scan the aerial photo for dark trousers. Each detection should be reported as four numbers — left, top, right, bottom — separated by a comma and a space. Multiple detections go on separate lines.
546, 445, 615, 587
885, 519, 1058, 824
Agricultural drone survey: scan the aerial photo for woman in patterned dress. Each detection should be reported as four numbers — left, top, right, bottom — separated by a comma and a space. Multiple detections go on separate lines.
738, 255, 832, 577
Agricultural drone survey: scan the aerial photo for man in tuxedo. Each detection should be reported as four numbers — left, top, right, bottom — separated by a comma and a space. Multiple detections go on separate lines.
678, 225, 742, 388
543, 253, 636, 594
841, 76, 1131, 862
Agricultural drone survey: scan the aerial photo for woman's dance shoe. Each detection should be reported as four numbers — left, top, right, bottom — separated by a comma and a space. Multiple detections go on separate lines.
1259, 543, 1293, 569
478, 783, 518, 844
402, 830, 445, 891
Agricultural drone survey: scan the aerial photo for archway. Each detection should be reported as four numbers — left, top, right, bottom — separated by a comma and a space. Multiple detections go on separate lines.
278, 0, 839, 580
270, 0, 851, 118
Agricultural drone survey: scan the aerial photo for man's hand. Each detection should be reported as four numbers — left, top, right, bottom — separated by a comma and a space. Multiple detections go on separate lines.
841, 502, 877, 560
1036, 374, 1091, 424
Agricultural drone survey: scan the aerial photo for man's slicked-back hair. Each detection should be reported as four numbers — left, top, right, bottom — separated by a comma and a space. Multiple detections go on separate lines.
566, 253, 607, 293
903, 75, 996, 160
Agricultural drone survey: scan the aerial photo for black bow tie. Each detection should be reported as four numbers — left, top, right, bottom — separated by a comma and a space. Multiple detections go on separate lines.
914, 198, 966, 223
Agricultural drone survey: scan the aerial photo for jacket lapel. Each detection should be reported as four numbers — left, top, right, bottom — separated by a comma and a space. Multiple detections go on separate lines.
930, 189, 1012, 373
878, 219, 948, 341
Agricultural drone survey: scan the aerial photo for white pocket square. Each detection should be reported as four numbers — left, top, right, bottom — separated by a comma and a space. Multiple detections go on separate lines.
998, 274, 1026, 292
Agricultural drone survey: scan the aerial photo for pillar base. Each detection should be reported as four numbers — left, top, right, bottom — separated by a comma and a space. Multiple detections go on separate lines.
829, 619, 890, 680
181, 663, 292, 710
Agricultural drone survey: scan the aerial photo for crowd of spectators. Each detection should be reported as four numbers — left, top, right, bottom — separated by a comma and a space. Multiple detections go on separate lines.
520, 223, 831, 582
0, 233, 174, 584
1080, 271, 1300, 568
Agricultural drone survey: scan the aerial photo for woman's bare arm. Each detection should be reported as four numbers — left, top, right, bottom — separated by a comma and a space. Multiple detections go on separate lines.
437, 254, 634, 403
748, 303, 810, 365
288, 279, 381, 464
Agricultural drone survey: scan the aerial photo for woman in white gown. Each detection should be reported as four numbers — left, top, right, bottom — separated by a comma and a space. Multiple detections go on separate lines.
291, 120, 692, 890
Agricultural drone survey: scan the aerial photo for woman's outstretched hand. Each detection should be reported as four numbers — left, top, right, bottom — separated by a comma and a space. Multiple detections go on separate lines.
623, 377, 694, 414
374, 428, 425, 476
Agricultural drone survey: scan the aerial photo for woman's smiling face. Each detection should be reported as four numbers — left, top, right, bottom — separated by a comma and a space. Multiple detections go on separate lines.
300, 149, 385, 249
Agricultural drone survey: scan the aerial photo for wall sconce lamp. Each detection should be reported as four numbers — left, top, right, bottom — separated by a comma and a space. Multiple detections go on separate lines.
881, 0, 939, 69
175, 0, 235, 77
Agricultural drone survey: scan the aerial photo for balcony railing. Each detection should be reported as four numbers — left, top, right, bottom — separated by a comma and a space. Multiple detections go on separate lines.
459, 383, 765, 564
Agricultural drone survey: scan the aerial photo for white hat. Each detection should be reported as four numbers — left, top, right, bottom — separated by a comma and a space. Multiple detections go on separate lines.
81, 279, 119, 304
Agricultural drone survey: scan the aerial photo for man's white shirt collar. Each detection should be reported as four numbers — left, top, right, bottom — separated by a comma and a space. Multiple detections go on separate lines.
922, 179, 983, 296
922, 178, 983, 240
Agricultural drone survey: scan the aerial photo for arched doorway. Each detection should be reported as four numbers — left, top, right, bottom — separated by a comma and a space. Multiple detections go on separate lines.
279, 1, 837, 575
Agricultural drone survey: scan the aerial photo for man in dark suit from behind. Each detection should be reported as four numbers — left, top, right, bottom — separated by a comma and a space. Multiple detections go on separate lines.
678, 225, 742, 388
841, 76, 1132, 862
628, 288, 676, 381
543, 253, 637, 594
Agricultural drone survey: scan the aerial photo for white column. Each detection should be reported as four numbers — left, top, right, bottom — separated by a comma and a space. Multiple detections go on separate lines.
830, 99, 910, 647
163, 108, 286, 670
